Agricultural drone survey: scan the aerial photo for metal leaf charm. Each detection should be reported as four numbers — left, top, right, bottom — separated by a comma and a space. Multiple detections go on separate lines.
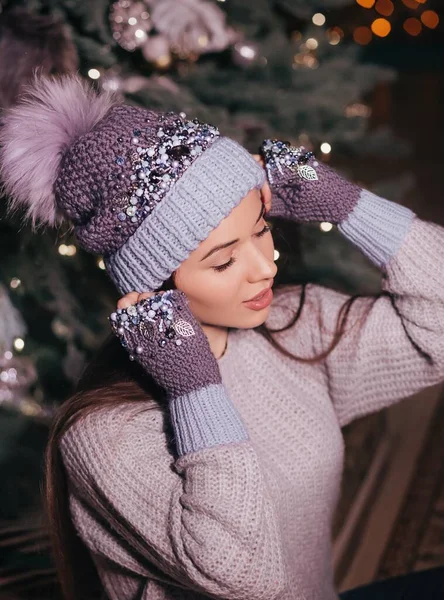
297, 165, 318, 181
139, 320, 153, 337
173, 319, 195, 337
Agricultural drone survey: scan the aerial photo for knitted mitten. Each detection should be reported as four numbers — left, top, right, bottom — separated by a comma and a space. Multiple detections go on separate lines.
260, 138, 362, 224
109, 289, 249, 456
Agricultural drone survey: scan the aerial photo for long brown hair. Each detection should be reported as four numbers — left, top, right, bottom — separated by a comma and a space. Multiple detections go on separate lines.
43, 249, 432, 600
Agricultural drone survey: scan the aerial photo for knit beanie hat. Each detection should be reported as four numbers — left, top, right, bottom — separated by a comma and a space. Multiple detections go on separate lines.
0, 75, 265, 294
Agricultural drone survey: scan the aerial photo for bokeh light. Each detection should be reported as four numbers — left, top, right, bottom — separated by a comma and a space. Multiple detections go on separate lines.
353, 26, 373, 45
356, 0, 376, 8
371, 18, 392, 37
402, 0, 419, 9
403, 17, 422, 35
375, 0, 394, 16
421, 11, 439, 29
312, 13, 326, 26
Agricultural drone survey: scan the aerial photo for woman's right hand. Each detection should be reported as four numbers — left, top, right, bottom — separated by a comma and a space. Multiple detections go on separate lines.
109, 289, 222, 399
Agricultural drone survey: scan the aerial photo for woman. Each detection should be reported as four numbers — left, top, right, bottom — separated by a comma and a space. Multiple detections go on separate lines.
1, 74, 444, 600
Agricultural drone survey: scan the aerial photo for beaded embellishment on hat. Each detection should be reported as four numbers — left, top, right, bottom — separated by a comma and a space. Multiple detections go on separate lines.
261, 139, 319, 184
109, 290, 195, 358
113, 113, 220, 228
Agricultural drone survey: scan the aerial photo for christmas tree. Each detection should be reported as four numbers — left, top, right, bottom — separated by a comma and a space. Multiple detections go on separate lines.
0, 0, 438, 596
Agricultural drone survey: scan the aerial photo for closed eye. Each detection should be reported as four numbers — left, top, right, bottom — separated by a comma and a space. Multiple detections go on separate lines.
212, 223, 271, 272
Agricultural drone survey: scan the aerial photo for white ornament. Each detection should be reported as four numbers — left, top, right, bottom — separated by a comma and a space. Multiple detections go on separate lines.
150, 0, 238, 57
141, 34, 172, 63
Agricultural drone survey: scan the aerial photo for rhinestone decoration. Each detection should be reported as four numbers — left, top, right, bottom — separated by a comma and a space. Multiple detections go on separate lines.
261, 139, 318, 185
114, 114, 220, 227
109, 290, 195, 359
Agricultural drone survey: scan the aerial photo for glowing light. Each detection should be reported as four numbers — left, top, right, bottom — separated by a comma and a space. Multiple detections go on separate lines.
134, 29, 147, 39
346, 103, 372, 118
238, 44, 257, 60
421, 10, 439, 29
403, 17, 422, 35
88, 68, 101, 79
306, 38, 319, 49
10, 278, 21, 289
312, 13, 326, 26
320, 142, 332, 154
97, 258, 106, 270
128, 17, 137, 25
375, 0, 394, 16
353, 26, 373, 45
13, 337, 25, 351
320, 222, 333, 232
402, 0, 419, 9
155, 55, 172, 68
4, 351, 13, 360
356, 0, 375, 8
327, 27, 344, 45
274, 249, 280, 261
58, 244, 77, 256
371, 18, 391, 37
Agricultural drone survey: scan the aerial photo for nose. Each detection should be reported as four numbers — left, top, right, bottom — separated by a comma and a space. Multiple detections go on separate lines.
246, 243, 278, 283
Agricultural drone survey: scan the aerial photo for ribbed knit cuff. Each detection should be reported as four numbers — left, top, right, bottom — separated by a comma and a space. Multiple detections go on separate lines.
337, 189, 416, 269
105, 137, 265, 295
168, 383, 249, 456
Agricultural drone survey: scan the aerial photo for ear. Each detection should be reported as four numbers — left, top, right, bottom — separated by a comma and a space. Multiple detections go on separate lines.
260, 181, 272, 214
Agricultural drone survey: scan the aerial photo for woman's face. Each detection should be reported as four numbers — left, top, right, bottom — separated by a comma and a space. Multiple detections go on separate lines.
174, 187, 278, 330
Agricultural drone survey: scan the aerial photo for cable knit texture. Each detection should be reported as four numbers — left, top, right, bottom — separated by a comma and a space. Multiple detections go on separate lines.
59, 200, 444, 599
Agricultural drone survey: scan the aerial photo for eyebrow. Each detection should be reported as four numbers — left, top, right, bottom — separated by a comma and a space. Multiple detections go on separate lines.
200, 203, 266, 262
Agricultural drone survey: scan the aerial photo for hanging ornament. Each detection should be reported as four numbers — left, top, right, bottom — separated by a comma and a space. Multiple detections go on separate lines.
141, 34, 172, 66
110, 0, 152, 52
150, 0, 238, 58
232, 41, 263, 68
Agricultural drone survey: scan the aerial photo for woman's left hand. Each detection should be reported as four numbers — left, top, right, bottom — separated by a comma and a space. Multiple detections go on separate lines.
252, 154, 272, 214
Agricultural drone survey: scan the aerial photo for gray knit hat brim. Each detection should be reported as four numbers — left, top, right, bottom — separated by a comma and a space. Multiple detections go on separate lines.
104, 137, 266, 294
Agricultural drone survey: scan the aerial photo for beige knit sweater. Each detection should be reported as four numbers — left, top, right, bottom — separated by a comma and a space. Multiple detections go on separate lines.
59, 194, 444, 600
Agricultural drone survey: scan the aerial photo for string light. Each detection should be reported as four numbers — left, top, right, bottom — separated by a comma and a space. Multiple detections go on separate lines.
306, 38, 319, 50
402, 0, 419, 9
353, 26, 373, 45
312, 13, 326, 26
404, 17, 422, 35
13, 338, 25, 352
320, 222, 333, 232
346, 102, 372, 117
375, 0, 394, 16
88, 68, 101, 79
421, 11, 439, 29
58, 244, 77, 256
371, 18, 391, 37
320, 142, 332, 154
356, 0, 376, 8
327, 27, 343, 45
10, 278, 21, 289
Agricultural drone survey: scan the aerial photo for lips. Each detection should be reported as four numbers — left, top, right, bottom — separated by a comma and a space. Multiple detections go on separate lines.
244, 281, 273, 303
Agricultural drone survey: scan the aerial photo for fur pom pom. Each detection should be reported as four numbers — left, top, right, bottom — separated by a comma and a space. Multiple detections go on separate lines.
0, 74, 115, 230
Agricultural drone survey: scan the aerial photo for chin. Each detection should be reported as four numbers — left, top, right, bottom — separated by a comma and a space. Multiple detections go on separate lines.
233, 305, 272, 330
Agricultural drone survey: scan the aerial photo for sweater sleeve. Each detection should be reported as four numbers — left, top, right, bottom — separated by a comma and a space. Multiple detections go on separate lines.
59, 401, 286, 600
271, 190, 444, 429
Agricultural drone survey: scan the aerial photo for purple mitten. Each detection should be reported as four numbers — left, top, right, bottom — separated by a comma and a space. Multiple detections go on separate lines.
109, 289, 221, 398
109, 289, 249, 456
260, 139, 362, 224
